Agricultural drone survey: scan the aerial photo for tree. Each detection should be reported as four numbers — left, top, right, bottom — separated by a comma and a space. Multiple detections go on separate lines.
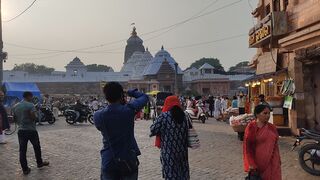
13, 63, 55, 74
86, 64, 114, 72
227, 61, 253, 74
188, 57, 225, 73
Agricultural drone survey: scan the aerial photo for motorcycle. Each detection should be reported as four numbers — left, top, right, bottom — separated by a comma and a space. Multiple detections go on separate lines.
292, 128, 320, 176
185, 100, 206, 123
64, 105, 94, 125
38, 105, 56, 124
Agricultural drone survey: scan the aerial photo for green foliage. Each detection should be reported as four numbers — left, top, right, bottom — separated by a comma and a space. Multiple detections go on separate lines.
228, 61, 249, 72
86, 64, 113, 72
189, 57, 225, 72
13, 63, 55, 74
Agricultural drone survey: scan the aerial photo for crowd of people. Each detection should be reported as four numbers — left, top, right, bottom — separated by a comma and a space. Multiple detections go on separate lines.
0, 82, 281, 180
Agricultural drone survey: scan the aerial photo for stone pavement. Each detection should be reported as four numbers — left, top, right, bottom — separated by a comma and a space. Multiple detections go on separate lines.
0, 117, 318, 180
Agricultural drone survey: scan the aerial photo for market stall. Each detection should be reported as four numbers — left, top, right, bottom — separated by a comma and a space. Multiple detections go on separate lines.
229, 113, 255, 140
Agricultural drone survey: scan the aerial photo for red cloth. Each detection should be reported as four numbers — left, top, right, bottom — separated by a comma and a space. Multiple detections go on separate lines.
155, 96, 181, 148
155, 135, 161, 148
243, 121, 282, 180
162, 95, 181, 112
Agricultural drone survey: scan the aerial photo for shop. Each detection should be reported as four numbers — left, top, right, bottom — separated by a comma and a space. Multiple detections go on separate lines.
247, 0, 320, 135
244, 69, 289, 128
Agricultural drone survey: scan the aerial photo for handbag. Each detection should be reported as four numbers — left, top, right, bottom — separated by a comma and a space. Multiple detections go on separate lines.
186, 114, 200, 149
245, 170, 262, 180
103, 121, 138, 176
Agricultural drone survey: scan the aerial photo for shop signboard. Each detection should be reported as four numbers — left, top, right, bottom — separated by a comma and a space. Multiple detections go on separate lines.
249, 15, 272, 48
249, 12, 287, 48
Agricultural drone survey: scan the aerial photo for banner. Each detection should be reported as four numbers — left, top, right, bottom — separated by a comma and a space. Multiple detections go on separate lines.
283, 95, 293, 109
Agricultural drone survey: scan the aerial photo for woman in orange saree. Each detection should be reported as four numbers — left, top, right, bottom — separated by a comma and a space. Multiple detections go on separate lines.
243, 104, 281, 180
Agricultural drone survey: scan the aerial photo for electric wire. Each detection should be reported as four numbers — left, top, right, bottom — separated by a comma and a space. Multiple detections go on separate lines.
9, 33, 247, 61
168, 33, 247, 50
5, 0, 244, 54
144, 0, 220, 42
3, 0, 38, 22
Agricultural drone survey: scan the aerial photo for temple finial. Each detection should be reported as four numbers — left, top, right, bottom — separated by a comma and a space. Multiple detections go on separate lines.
131, 26, 137, 36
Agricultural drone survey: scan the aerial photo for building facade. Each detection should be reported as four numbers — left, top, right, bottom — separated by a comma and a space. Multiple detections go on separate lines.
183, 63, 252, 96
247, 0, 320, 134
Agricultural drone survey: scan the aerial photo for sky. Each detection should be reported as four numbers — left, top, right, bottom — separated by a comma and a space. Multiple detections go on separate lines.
2, 0, 257, 72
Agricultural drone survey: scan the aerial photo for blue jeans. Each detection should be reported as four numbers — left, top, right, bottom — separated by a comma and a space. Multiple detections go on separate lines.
101, 168, 138, 180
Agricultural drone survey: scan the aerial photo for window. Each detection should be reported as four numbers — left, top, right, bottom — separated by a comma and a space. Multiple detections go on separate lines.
204, 69, 211, 74
283, 0, 289, 11
273, 0, 280, 11
265, 4, 271, 16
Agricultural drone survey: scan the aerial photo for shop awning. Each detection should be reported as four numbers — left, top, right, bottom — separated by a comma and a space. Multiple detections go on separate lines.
243, 68, 288, 82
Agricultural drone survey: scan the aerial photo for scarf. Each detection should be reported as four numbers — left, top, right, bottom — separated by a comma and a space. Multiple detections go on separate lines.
162, 95, 181, 112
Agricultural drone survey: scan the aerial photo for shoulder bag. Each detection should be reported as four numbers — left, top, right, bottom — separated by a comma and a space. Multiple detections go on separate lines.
103, 120, 139, 176
186, 113, 200, 149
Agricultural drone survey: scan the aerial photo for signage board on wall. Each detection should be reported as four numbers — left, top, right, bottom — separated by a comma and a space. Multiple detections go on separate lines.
249, 11, 287, 48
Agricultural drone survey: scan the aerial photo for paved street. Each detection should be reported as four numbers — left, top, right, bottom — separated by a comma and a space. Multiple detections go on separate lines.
0, 117, 318, 180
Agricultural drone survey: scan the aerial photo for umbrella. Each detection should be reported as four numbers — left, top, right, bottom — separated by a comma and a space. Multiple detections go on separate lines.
146, 90, 160, 95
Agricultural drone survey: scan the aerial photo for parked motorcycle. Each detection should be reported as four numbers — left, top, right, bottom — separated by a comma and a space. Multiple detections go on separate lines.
38, 105, 56, 124
64, 105, 94, 125
292, 128, 320, 176
58, 104, 71, 117
185, 100, 206, 123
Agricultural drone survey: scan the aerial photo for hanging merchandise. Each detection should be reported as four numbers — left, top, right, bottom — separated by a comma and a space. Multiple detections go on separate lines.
280, 79, 295, 96
283, 95, 293, 109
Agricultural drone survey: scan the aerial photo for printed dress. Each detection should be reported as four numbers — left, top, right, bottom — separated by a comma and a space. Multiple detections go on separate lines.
150, 112, 190, 180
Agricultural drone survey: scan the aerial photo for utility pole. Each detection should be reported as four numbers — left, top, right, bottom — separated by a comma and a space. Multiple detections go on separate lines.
0, 0, 7, 86
0, 0, 3, 85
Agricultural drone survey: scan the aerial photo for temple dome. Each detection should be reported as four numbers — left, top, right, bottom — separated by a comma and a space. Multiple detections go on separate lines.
124, 27, 145, 64
121, 49, 153, 79
143, 46, 183, 76
65, 57, 86, 68
127, 27, 143, 44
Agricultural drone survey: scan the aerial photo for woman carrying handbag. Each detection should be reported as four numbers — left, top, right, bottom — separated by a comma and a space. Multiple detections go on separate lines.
150, 96, 190, 180
243, 104, 282, 180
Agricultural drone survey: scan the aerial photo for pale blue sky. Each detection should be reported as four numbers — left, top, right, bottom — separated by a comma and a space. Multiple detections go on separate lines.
2, 0, 257, 71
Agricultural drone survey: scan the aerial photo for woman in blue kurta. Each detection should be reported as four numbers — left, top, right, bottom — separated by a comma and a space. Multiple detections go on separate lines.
150, 96, 189, 180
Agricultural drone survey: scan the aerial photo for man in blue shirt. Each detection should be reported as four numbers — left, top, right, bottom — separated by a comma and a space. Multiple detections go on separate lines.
94, 82, 148, 180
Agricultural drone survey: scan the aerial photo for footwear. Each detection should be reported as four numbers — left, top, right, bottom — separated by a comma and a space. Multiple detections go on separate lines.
23, 168, 31, 175
37, 161, 49, 168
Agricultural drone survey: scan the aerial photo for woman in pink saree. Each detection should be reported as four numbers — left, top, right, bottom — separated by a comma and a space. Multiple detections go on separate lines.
243, 104, 281, 180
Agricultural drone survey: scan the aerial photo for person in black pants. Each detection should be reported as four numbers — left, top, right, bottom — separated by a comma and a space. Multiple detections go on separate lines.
13, 92, 49, 175
207, 96, 215, 117
238, 94, 246, 141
